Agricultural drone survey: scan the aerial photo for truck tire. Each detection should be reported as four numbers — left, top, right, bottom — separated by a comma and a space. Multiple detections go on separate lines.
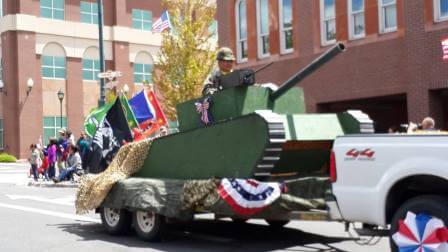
265, 219, 290, 228
133, 210, 165, 242
100, 207, 132, 235
389, 195, 448, 252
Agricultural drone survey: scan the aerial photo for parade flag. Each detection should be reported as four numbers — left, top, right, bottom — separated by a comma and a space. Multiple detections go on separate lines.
84, 103, 113, 138
152, 11, 171, 33
129, 90, 155, 126
84, 97, 133, 173
218, 178, 282, 215
119, 92, 140, 131
147, 90, 168, 127
442, 37, 448, 62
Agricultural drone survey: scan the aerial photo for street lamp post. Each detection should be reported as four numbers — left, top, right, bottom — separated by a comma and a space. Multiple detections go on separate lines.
97, 0, 106, 106
57, 90, 64, 129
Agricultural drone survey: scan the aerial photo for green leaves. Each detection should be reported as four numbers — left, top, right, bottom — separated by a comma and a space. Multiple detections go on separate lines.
154, 0, 217, 120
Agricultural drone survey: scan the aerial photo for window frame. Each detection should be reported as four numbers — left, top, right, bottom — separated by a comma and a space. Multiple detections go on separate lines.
43, 116, 67, 145
132, 9, 152, 31
133, 63, 153, 85
80, 1, 98, 24
348, 0, 366, 40
40, 0, 65, 20
256, 0, 270, 58
378, 0, 397, 34
42, 55, 66, 80
434, 0, 448, 22
279, 0, 294, 54
82, 58, 100, 82
320, 0, 337, 46
0, 0, 3, 17
235, 0, 248, 63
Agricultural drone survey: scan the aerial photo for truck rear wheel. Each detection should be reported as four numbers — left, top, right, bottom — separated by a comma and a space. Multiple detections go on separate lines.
389, 195, 448, 252
133, 210, 165, 242
100, 207, 132, 235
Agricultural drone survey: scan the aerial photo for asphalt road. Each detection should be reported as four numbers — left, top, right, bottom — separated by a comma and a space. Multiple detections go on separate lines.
0, 163, 390, 252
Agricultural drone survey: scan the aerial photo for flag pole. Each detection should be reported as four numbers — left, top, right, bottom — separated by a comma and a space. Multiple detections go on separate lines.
97, 0, 106, 107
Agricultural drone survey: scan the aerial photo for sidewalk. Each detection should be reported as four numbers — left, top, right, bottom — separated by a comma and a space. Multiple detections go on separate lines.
0, 161, 79, 188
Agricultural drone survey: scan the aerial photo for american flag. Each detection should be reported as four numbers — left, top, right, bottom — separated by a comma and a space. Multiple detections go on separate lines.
442, 37, 448, 61
152, 11, 171, 33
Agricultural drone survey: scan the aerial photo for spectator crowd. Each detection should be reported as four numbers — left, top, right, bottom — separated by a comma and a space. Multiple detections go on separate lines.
28, 128, 90, 184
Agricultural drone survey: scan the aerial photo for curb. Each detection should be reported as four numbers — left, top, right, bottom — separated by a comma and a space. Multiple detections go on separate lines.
27, 181, 79, 188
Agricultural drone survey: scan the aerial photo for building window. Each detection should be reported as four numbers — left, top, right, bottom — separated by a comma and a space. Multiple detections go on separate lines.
0, 0, 3, 17
0, 119, 3, 149
349, 0, 365, 39
80, 1, 98, 24
132, 9, 152, 31
320, 0, 336, 46
279, 0, 293, 54
43, 117, 67, 145
236, 0, 248, 62
209, 19, 218, 40
256, 0, 270, 58
42, 55, 66, 79
435, 0, 448, 22
134, 63, 152, 84
40, 0, 65, 20
82, 59, 100, 81
379, 0, 397, 33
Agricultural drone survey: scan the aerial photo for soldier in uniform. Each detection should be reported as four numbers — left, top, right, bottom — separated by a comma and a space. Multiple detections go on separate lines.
202, 47, 235, 95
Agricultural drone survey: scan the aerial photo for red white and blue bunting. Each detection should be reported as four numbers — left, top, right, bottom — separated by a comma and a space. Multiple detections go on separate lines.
218, 178, 282, 215
392, 211, 448, 252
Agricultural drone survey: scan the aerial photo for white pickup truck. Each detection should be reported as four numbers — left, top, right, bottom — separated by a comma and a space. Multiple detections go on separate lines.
329, 134, 448, 251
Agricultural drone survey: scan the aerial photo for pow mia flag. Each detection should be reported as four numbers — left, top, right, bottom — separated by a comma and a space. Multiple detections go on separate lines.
85, 97, 133, 173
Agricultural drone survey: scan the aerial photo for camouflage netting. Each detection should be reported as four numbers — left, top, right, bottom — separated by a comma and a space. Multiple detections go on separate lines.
75, 138, 152, 214
99, 176, 330, 218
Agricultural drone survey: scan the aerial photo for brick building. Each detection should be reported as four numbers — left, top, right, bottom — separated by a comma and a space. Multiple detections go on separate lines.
217, 0, 448, 133
0, 0, 164, 158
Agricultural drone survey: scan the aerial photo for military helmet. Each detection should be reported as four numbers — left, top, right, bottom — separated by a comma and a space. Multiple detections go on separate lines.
216, 47, 235, 61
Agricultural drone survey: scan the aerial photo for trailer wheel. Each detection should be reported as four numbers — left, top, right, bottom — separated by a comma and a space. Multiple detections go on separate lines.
100, 207, 132, 235
133, 210, 165, 242
265, 220, 290, 228
389, 195, 448, 252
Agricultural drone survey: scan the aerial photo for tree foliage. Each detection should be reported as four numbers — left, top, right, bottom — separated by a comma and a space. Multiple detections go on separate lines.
154, 0, 217, 120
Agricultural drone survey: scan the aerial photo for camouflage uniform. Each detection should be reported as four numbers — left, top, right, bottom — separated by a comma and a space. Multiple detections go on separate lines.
202, 47, 235, 96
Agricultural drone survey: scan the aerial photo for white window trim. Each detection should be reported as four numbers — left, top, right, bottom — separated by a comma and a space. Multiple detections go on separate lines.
279, 0, 294, 54
134, 63, 152, 85
0, 0, 3, 17
256, 0, 270, 58
41, 0, 65, 20
42, 56, 66, 80
434, 0, 448, 22
132, 9, 152, 31
80, 1, 98, 24
348, 0, 365, 40
320, 0, 336, 46
378, 0, 397, 34
82, 58, 100, 82
43, 116, 67, 143
235, 0, 248, 63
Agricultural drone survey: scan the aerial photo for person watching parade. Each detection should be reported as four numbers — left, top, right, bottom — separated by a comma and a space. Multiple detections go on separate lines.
202, 47, 235, 95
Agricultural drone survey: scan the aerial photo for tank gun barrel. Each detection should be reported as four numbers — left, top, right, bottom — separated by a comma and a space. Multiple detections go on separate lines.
270, 43, 345, 100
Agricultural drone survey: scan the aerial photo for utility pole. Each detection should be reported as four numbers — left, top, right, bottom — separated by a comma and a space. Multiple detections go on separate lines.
97, 0, 106, 106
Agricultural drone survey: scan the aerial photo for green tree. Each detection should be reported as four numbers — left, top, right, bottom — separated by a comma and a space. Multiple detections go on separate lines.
154, 0, 217, 120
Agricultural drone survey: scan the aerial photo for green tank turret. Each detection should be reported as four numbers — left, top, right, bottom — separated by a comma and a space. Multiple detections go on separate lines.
134, 43, 373, 180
